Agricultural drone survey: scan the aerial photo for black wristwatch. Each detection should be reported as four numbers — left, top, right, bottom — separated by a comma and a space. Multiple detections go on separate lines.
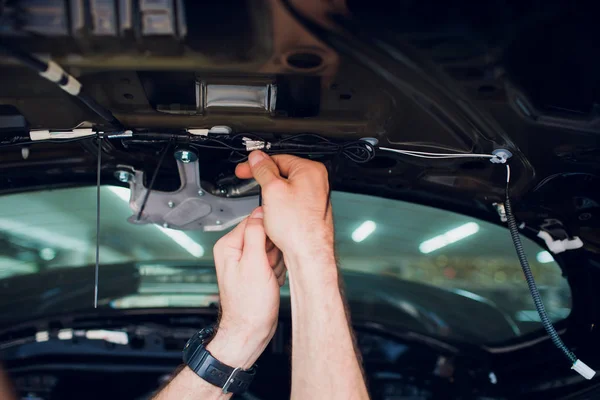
182, 325, 257, 394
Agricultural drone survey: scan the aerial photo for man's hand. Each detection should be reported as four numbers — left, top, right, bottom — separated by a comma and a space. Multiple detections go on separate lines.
237, 152, 370, 399
236, 152, 335, 268
154, 207, 284, 400
207, 207, 285, 369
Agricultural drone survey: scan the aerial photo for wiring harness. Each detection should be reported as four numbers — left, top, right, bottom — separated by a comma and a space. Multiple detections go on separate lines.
504, 165, 595, 379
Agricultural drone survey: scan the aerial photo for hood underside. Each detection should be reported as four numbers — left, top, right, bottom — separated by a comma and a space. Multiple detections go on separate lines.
0, 0, 598, 250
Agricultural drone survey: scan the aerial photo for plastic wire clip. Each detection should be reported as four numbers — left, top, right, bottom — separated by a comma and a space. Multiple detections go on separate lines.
490, 149, 512, 164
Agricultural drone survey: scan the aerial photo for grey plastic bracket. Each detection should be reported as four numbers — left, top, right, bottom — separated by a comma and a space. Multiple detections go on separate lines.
118, 151, 258, 231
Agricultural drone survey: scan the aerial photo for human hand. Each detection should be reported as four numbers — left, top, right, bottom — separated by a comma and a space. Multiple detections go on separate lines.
207, 207, 285, 369
235, 152, 335, 267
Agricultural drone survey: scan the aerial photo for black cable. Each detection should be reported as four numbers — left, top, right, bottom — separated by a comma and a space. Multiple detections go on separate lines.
504, 165, 577, 364
136, 140, 173, 221
0, 43, 123, 129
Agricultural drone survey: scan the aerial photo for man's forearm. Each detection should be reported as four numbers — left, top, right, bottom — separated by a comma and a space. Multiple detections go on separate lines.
154, 366, 230, 400
153, 327, 268, 400
287, 253, 370, 400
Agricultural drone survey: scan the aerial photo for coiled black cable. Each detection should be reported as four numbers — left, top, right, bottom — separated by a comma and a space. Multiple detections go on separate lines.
504, 165, 577, 364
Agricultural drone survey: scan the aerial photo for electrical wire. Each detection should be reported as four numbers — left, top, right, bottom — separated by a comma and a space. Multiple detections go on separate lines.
0, 43, 123, 129
379, 146, 496, 160
504, 164, 577, 364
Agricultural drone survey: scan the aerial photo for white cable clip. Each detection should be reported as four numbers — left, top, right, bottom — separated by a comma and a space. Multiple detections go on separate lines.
537, 230, 584, 254
243, 137, 271, 151
572, 359, 596, 380
490, 149, 512, 164
29, 128, 95, 141
493, 203, 508, 222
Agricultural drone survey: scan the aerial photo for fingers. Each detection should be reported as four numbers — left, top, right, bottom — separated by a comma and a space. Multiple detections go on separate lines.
213, 216, 248, 265
236, 152, 304, 180
265, 237, 276, 253
273, 258, 287, 287
240, 207, 267, 262
266, 239, 280, 265
263, 154, 304, 178
235, 162, 252, 179
266, 237, 286, 286
245, 151, 283, 188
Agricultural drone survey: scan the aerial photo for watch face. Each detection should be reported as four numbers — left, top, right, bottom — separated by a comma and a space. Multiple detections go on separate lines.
197, 325, 216, 343
184, 325, 215, 353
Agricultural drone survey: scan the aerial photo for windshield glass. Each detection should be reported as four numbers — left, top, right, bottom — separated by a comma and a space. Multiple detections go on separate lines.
0, 186, 569, 343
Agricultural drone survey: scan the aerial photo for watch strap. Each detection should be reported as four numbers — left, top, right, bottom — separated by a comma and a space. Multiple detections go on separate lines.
183, 330, 256, 394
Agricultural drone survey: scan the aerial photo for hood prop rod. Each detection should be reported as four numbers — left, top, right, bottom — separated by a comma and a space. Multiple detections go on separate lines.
94, 133, 102, 308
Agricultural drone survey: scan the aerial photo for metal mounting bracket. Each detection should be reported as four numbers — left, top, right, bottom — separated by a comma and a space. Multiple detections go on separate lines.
117, 150, 258, 231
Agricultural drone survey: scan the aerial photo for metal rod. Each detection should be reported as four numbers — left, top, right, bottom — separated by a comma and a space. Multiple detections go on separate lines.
94, 134, 102, 308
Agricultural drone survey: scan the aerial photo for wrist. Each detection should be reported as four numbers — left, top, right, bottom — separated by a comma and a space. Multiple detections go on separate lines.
280, 225, 334, 261
206, 323, 273, 370
284, 251, 340, 292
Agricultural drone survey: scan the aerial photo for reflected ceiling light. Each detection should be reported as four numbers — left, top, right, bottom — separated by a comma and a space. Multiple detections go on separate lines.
419, 222, 479, 254
39, 247, 57, 261
108, 186, 204, 258
107, 186, 130, 202
155, 225, 205, 258
351, 220, 376, 242
536, 250, 554, 264
0, 219, 86, 249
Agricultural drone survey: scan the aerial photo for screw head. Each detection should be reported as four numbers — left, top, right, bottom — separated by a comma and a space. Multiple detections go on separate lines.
219, 188, 227, 195
198, 190, 204, 196
216, 220, 222, 225
168, 201, 175, 208
115, 170, 133, 183
174, 149, 198, 163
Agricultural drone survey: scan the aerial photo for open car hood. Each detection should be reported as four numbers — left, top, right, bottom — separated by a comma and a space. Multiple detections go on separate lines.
0, 0, 598, 249
0, 0, 599, 357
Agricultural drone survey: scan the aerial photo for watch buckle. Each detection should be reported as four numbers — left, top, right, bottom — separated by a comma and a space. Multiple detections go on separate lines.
222, 367, 242, 394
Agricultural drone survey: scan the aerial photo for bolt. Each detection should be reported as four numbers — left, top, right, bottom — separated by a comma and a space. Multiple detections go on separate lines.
163, 223, 169, 228
198, 190, 204, 196
216, 220, 222, 225
115, 170, 133, 183
168, 201, 175, 208
181, 151, 191, 163
174, 149, 198, 163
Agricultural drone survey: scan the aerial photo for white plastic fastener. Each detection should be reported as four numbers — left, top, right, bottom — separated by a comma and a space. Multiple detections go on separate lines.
537, 230, 584, 254
572, 359, 596, 380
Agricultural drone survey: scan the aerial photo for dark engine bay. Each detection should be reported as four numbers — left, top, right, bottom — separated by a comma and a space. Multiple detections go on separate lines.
0, 311, 527, 400
1, 301, 600, 400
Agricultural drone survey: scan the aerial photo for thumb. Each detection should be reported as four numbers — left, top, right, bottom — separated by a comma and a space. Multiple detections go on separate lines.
248, 151, 282, 188
241, 207, 267, 260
